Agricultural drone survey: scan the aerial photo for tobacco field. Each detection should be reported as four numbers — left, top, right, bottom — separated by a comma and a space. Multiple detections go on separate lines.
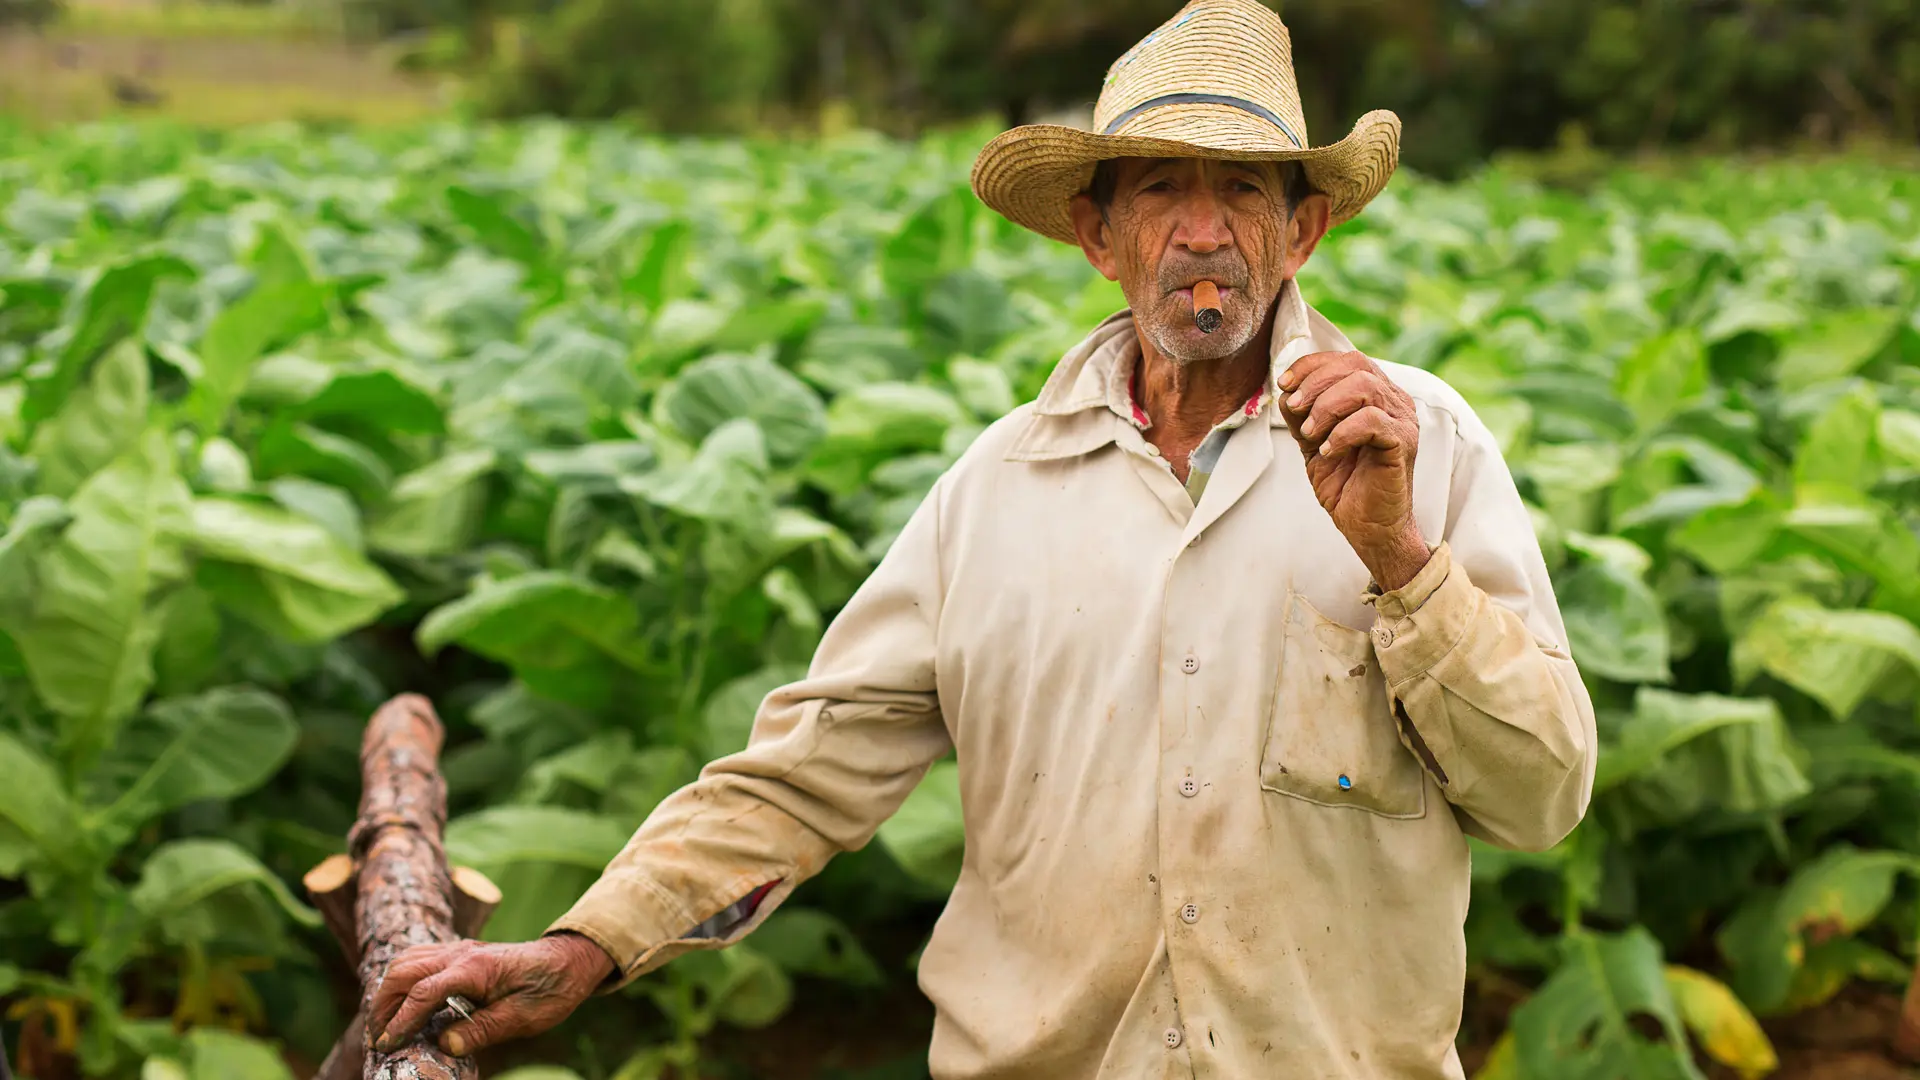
1, 119, 1919, 1079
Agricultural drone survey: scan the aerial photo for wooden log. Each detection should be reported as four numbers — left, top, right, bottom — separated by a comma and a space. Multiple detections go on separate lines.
305, 856, 499, 1080
346, 694, 477, 1080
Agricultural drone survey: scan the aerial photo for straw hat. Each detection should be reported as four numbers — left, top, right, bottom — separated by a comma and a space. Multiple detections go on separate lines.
971, 0, 1401, 245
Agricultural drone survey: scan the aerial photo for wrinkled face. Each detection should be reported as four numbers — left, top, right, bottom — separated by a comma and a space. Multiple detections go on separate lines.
1069, 157, 1330, 365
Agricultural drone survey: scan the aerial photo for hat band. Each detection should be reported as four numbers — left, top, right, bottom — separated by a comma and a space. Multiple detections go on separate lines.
1100, 92, 1303, 149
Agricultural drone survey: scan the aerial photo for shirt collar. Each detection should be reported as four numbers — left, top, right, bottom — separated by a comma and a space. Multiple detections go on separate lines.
1006, 278, 1350, 463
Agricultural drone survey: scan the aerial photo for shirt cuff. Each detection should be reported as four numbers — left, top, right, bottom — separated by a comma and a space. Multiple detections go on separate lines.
1365, 541, 1477, 685
1365, 540, 1451, 619
543, 871, 699, 994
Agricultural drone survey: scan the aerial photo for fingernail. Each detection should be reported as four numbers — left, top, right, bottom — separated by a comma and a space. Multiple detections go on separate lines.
1319, 442, 1333, 456
444, 1032, 466, 1056
375, 1035, 396, 1053
1279, 367, 1296, 388
1301, 420, 1316, 437
1287, 392, 1303, 410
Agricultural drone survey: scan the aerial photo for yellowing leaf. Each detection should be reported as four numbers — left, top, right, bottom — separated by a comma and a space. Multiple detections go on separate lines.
1665, 965, 1777, 1080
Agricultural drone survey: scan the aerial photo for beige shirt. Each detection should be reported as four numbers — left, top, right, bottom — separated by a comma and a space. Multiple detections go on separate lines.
550, 279, 1598, 1080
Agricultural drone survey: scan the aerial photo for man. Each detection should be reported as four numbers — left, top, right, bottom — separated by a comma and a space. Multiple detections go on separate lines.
369, 1, 1596, 1076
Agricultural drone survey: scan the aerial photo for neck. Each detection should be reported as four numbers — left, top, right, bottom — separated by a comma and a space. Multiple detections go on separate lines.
1133, 293, 1278, 447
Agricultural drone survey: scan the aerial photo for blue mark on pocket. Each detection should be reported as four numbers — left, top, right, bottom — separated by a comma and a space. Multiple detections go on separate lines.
1338, 775, 1353, 790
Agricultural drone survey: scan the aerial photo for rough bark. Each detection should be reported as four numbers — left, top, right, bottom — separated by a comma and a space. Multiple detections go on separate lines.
307, 858, 500, 1080
345, 693, 477, 1080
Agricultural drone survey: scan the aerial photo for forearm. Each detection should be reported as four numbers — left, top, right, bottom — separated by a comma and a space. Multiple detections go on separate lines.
1370, 542, 1595, 851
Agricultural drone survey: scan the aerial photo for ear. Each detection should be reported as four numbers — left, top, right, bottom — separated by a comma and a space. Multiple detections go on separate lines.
1282, 192, 1333, 280
1069, 194, 1120, 281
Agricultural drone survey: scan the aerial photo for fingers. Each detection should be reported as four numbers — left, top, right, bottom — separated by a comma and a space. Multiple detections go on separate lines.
1277, 349, 1360, 395
437, 998, 531, 1058
1279, 350, 1369, 413
1299, 371, 1391, 441
367, 942, 468, 1034
1318, 406, 1405, 458
374, 959, 493, 1052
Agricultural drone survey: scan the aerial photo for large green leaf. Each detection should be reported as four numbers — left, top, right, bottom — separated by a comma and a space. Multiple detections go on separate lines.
0, 494, 74, 624
1793, 383, 1880, 490
622, 418, 773, 530
24, 255, 193, 426
804, 383, 966, 495
1508, 928, 1701, 1080
0, 731, 80, 872
1556, 558, 1671, 684
130, 838, 321, 928
1717, 846, 1918, 1013
656, 352, 827, 464
186, 1030, 295, 1080
745, 908, 885, 987
448, 185, 545, 267
9, 429, 191, 763
93, 687, 299, 836
1775, 309, 1901, 393
444, 805, 633, 870
252, 420, 393, 499
365, 448, 496, 557
417, 570, 644, 670
876, 761, 964, 893
1614, 330, 1706, 433
1596, 689, 1783, 793
29, 338, 150, 498
189, 281, 329, 432
1607, 689, 1810, 825
187, 497, 404, 642
1732, 598, 1920, 719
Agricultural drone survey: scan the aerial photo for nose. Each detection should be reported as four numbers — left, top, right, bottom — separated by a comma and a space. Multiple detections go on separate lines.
1171, 185, 1231, 255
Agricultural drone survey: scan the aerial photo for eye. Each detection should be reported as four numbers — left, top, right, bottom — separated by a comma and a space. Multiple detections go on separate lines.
1142, 180, 1174, 193
1229, 179, 1262, 193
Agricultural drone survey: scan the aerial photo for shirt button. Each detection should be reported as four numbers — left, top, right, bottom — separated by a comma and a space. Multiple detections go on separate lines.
1164, 1027, 1184, 1050
1375, 626, 1395, 648
1144, 444, 1161, 457
1181, 654, 1199, 674
1180, 902, 1200, 924
1180, 777, 1199, 798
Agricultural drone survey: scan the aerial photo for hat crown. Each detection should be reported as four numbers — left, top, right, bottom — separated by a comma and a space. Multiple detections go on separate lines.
1094, 0, 1310, 148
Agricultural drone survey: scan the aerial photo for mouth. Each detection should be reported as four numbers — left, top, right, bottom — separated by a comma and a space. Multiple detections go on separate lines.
1173, 285, 1233, 303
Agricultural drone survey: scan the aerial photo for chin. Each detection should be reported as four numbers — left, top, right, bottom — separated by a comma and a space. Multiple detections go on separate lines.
1147, 320, 1254, 365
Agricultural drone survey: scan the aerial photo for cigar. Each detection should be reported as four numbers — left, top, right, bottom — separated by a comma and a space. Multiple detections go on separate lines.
1192, 280, 1223, 334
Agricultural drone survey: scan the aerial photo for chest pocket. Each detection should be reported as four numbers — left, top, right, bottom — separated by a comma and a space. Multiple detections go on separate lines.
1261, 590, 1427, 819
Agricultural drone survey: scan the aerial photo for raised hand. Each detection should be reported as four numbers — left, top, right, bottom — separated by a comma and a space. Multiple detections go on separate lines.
1277, 349, 1431, 591
367, 931, 616, 1058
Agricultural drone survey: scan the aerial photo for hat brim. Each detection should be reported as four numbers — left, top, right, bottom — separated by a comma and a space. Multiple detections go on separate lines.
970, 105, 1401, 245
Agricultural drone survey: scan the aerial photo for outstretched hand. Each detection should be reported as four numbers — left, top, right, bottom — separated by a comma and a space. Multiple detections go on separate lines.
368, 931, 616, 1058
1277, 349, 1431, 591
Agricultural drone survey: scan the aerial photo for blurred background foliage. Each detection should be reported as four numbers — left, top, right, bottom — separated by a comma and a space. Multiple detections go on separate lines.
6, 2, 1920, 1080
3, 0, 1919, 173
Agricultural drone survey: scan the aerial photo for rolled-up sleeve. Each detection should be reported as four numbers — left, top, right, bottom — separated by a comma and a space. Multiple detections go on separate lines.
546, 478, 954, 990
1367, 406, 1597, 853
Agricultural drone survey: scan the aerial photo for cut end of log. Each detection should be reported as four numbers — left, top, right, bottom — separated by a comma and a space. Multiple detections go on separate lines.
450, 865, 502, 940
303, 853, 355, 897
